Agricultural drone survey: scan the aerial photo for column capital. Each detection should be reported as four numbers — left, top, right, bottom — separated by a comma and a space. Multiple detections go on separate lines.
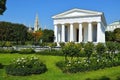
70, 23, 74, 25
54, 24, 57, 26
88, 22, 92, 24
97, 22, 101, 24
61, 24, 65, 25
79, 23, 82, 24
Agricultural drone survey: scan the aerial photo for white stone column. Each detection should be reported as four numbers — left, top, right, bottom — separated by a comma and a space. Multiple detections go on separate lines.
79, 23, 82, 42
68, 26, 70, 42
97, 22, 101, 42
88, 22, 92, 42
70, 23, 74, 42
61, 24, 65, 42
58, 28, 61, 42
54, 24, 58, 42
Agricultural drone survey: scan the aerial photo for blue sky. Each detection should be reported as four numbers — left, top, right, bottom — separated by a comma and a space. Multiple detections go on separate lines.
0, 0, 120, 29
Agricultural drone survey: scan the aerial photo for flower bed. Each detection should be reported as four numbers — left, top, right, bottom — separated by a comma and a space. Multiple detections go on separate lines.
5, 56, 47, 76
56, 58, 120, 73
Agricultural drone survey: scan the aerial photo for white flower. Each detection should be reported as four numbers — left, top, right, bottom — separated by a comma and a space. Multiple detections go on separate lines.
78, 61, 81, 64
97, 59, 99, 62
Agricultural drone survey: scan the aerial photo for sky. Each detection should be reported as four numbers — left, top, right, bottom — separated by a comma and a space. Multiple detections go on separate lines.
0, 0, 120, 30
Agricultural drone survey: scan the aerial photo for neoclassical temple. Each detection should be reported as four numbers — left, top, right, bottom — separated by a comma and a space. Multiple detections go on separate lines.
52, 8, 107, 43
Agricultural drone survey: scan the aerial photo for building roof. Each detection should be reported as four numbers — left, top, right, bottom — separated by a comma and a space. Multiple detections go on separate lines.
52, 8, 103, 19
108, 20, 120, 26
52, 8, 107, 26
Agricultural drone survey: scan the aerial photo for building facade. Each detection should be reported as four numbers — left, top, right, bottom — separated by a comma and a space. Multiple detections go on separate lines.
52, 8, 107, 44
106, 20, 120, 31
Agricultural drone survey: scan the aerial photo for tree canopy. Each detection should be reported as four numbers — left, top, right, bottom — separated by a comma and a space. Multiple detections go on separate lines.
0, 0, 7, 15
114, 28, 120, 42
0, 21, 28, 43
41, 29, 54, 42
105, 28, 120, 42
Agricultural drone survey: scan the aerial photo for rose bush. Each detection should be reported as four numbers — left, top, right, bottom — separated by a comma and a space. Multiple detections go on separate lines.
5, 56, 47, 76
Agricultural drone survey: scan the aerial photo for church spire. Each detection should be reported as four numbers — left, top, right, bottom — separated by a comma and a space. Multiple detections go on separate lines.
34, 13, 40, 31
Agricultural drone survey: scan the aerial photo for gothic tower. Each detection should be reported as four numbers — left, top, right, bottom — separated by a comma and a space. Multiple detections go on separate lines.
34, 14, 40, 31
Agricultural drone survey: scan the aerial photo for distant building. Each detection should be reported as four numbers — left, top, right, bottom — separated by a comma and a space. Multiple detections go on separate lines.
106, 20, 120, 31
34, 14, 40, 32
28, 14, 41, 32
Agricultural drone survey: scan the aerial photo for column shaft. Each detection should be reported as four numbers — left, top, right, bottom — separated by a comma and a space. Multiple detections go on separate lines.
97, 22, 101, 42
61, 24, 65, 42
54, 24, 57, 42
70, 23, 74, 42
88, 22, 92, 42
79, 23, 82, 42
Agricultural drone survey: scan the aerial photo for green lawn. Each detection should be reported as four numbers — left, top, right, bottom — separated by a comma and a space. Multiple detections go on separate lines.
0, 53, 120, 80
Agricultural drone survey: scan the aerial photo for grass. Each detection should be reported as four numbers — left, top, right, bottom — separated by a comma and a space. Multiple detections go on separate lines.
0, 53, 120, 80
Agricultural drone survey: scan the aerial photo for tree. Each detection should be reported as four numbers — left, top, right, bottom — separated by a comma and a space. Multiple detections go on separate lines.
41, 29, 54, 42
0, 0, 7, 15
26, 32, 34, 41
0, 22, 28, 44
114, 28, 120, 42
105, 31, 115, 41
32, 30, 42, 44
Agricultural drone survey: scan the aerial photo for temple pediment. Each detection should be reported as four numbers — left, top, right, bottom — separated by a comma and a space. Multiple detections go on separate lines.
52, 8, 103, 18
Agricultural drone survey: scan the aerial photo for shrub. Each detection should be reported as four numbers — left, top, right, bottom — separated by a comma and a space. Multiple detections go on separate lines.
39, 42, 48, 47
62, 42, 81, 62
56, 57, 120, 73
85, 78, 92, 80
36, 49, 63, 56
4, 41, 12, 47
99, 76, 110, 80
25, 41, 33, 45
56, 42, 120, 73
19, 48, 35, 54
96, 43, 106, 60
59, 42, 65, 47
0, 41, 5, 47
116, 76, 120, 80
84, 42, 94, 62
48, 43, 57, 48
56, 61, 67, 72
5, 56, 47, 76
79, 47, 86, 57
0, 49, 17, 53
0, 63, 3, 69
106, 42, 118, 60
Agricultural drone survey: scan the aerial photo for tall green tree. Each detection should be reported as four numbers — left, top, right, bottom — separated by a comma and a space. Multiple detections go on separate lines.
0, 22, 28, 44
105, 31, 115, 41
41, 29, 54, 42
0, 0, 7, 15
